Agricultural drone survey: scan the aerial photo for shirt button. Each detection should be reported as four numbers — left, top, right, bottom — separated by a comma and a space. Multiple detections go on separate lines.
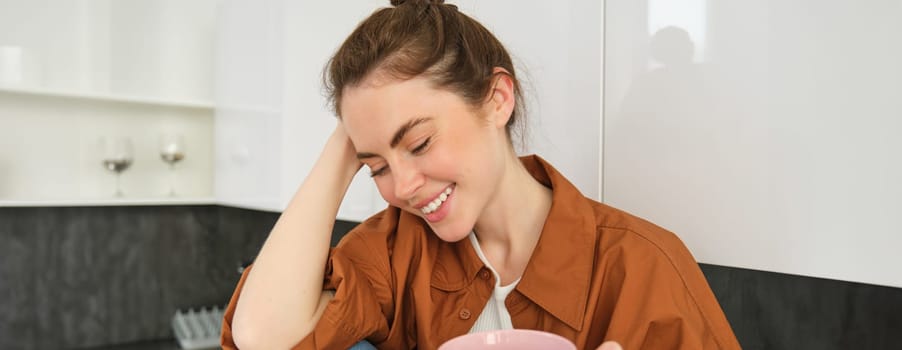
459, 308, 472, 320
479, 270, 491, 280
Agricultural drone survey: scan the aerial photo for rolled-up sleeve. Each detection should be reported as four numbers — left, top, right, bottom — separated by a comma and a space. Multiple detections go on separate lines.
220, 229, 394, 350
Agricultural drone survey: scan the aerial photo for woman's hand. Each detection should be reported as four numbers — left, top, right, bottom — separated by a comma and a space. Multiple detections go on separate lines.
324, 122, 364, 177
597, 341, 623, 350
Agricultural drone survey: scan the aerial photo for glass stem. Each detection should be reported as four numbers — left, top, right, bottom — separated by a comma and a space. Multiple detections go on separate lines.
169, 163, 176, 196
115, 172, 123, 197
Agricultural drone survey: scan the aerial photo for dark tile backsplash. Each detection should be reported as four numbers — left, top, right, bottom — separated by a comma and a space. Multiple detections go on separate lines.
0, 205, 356, 349
1, 205, 900, 349
701, 264, 902, 349
2, 206, 245, 349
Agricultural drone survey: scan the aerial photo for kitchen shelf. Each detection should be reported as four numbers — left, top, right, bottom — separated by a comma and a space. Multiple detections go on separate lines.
215, 198, 283, 213
0, 85, 215, 110
0, 197, 217, 207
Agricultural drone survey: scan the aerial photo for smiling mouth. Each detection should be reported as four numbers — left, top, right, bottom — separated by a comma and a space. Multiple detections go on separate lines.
419, 185, 454, 215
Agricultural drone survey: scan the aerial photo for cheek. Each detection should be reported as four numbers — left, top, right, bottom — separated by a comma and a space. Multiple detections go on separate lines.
374, 177, 404, 207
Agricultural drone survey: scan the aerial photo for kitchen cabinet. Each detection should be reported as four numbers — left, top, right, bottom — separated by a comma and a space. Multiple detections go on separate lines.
0, 0, 219, 203
213, 0, 384, 220
1, 0, 601, 217
0, 0, 218, 104
0, 86, 214, 110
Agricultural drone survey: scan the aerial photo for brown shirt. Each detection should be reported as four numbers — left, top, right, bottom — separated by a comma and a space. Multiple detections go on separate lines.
221, 155, 741, 350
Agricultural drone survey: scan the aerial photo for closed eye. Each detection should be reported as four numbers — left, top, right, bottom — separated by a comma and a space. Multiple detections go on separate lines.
369, 166, 388, 177
369, 136, 430, 177
411, 137, 431, 155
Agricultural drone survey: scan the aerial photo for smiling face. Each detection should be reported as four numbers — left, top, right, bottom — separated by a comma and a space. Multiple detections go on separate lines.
340, 75, 513, 242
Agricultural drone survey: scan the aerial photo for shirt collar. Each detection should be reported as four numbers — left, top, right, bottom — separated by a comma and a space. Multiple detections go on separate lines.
430, 155, 598, 331
515, 155, 598, 331
430, 232, 485, 292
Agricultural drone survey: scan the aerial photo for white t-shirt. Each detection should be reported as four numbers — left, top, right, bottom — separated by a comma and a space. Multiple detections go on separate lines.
467, 232, 522, 333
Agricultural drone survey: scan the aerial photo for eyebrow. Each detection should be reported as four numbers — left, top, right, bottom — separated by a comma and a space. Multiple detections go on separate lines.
390, 116, 432, 148
357, 116, 433, 160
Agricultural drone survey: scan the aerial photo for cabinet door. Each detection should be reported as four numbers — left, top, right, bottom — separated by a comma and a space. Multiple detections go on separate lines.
214, 109, 282, 210
215, 0, 383, 219
276, 1, 384, 221
214, 0, 284, 211
456, 0, 603, 199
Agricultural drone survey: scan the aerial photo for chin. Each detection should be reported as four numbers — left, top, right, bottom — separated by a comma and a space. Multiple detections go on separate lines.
432, 230, 470, 243
427, 224, 471, 243
398, 197, 472, 242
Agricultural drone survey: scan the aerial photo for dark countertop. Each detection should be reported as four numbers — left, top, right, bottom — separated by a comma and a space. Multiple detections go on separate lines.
78, 339, 182, 350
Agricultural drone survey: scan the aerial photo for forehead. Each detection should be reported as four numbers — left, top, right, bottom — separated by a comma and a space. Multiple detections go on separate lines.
339, 76, 457, 145
341, 75, 434, 117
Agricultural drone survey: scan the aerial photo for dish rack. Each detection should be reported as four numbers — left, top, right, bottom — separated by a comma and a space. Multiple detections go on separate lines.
171, 306, 225, 349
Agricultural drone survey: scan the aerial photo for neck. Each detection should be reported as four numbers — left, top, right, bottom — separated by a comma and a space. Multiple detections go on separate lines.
472, 153, 552, 281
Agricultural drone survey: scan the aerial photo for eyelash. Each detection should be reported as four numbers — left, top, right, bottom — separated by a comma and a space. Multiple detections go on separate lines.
411, 137, 431, 155
369, 167, 387, 177
369, 137, 432, 178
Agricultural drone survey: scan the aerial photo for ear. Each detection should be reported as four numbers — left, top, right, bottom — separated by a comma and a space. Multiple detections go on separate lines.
486, 67, 516, 130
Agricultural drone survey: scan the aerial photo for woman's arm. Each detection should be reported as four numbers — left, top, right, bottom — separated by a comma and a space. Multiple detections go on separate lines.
231, 125, 362, 349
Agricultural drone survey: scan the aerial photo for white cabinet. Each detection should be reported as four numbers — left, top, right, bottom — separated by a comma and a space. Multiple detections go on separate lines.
213, 0, 384, 221
603, 0, 902, 288
1, 0, 600, 212
0, 0, 217, 103
0, 0, 218, 203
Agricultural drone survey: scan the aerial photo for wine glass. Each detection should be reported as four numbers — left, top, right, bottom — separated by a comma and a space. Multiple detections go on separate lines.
101, 137, 134, 197
159, 134, 186, 196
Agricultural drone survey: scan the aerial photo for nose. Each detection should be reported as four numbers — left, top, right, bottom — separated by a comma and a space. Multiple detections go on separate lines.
392, 158, 424, 201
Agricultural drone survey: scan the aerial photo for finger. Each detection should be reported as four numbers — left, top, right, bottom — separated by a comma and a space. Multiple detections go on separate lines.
597, 341, 623, 350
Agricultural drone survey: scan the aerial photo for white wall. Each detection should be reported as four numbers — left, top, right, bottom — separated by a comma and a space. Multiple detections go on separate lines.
317, 0, 604, 208
213, 0, 602, 217
280, 1, 383, 219
604, 0, 902, 287
457, 1, 602, 199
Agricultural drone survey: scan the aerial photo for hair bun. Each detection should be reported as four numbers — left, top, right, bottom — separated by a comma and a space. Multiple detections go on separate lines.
390, 0, 446, 7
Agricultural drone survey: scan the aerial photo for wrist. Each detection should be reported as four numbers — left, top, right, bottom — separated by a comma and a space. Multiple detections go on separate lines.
315, 126, 362, 184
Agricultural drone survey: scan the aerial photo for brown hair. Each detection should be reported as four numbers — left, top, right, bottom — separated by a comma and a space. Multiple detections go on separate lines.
324, 0, 525, 140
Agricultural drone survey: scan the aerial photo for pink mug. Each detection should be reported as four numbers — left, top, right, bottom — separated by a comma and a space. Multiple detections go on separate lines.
439, 329, 577, 350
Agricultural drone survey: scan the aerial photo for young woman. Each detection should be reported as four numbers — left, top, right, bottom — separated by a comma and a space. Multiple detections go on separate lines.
221, 1, 740, 349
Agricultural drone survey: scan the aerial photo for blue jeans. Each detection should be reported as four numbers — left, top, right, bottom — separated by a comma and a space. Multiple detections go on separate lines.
349, 340, 377, 350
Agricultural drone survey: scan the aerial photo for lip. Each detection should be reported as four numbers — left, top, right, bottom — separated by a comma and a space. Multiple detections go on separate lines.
424, 190, 452, 223
414, 184, 454, 209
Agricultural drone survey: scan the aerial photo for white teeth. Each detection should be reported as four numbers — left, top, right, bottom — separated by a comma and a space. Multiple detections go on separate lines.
421, 185, 454, 215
